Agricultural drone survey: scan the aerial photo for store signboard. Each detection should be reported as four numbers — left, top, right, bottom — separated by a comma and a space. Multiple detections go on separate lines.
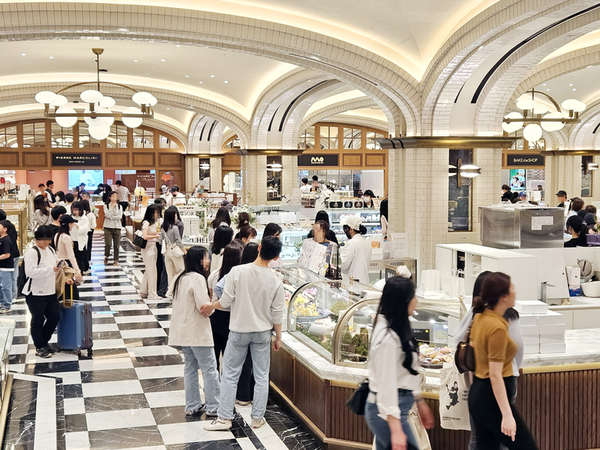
298, 154, 339, 166
505, 154, 545, 167
52, 153, 102, 167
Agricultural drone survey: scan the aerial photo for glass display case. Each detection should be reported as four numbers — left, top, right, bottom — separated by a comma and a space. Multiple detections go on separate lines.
0, 201, 32, 255
326, 208, 381, 243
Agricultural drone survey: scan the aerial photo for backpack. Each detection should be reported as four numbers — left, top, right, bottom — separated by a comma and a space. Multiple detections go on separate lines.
17, 247, 41, 295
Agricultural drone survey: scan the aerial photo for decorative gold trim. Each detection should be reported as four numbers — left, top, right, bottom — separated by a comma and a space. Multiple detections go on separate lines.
236, 149, 305, 156
375, 136, 517, 150
330, 380, 361, 389
522, 362, 600, 374
541, 150, 600, 156
323, 437, 372, 449
183, 153, 225, 159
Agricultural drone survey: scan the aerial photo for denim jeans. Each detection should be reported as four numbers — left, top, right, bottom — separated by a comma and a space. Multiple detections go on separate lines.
11, 258, 19, 300
365, 389, 418, 450
217, 330, 272, 420
181, 346, 220, 414
0, 270, 14, 309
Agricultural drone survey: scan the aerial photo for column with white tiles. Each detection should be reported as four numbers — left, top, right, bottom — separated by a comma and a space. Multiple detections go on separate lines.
281, 154, 298, 199
388, 147, 449, 269
241, 154, 267, 205
209, 157, 223, 192
473, 147, 503, 234
545, 154, 582, 202
185, 156, 199, 193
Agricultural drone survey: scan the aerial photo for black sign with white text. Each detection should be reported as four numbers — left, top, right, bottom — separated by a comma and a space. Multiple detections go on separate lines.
52, 153, 102, 167
298, 154, 339, 166
506, 154, 544, 167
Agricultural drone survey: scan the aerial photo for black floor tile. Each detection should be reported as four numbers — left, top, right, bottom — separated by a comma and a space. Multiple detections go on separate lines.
166, 440, 243, 450
116, 321, 161, 330
87, 425, 164, 450
151, 405, 208, 424
131, 355, 183, 368
63, 384, 83, 399
65, 413, 87, 432
124, 337, 168, 347
81, 368, 139, 383
140, 377, 185, 392
84, 393, 149, 413
8, 354, 27, 365
92, 317, 118, 325
82, 348, 129, 359
24, 361, 80, 375
113, 310, 154, 316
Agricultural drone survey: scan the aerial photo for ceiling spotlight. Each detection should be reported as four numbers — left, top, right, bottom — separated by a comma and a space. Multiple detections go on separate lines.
199, 81, 203, 84
176, 45, 181, 48
49, 56, 54, 59
134, 59, 138, 62
161, 59, 166, 62
573, 88, 577, 91
210, 75, 215, 78
185, 75, 189, 78
570, 84, 574, 86
20, 53, 26, 56
224, 80, 229, 83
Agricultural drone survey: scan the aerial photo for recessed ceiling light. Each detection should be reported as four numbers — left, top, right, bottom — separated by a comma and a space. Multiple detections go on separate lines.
20, 53, 26, 56
547, 89, 550, 91
224, 80, 228, 83
210, 75, 215, 78
570, 84, 573, 86
176, 45, 181, 48
573, 88, 577, 91
117, 27, 129, 32
134, 59, 138, 62
146, 72, 150, 75
185, 75, 189, 78
152, 67, 156, 69
167, 107, 170, 110
161, 59, 166, 62
199, 81, 203, 84
49, 56, 54, 59
542, 83, 546, 86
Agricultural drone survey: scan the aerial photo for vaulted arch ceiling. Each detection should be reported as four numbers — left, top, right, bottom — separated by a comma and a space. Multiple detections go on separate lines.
0, 2, 421, 135
300, 98, 380, 132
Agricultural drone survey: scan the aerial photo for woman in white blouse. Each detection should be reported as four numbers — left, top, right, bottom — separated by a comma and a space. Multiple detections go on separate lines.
70, 201, 90, 273
168, 246, 220, 416
365, 276, 433, 450
139, 205, 161, 301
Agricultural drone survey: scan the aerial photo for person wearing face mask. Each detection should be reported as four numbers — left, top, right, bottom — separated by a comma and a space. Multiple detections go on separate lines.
340, 216, 372, 284
362, 189, 376, 208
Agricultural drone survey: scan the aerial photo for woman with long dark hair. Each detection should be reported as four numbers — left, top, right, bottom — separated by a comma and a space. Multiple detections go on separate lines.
54, 215, 83, 299
70, 201, 90, 273
365, 276, 433, 450
454, 271, 523, 450
161, 206, 187, 299
468, 273, 537, 450
208, 207, 231, 243
140, 205, 162, 301
103, 191, 123, 266
565, 215, 589, 247
241, 242, 259, 264
33, 195, 52, 229
168, 246, 220, 416
234, 226, 257, 245
210, 225, 234, 273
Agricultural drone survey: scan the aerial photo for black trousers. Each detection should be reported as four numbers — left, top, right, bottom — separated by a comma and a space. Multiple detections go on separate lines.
86, 231, 93, 263
468, 377, 538, 450
26, 294, 61, 350
210, 310, 255, 402
118, 201, 129, 227
74, 242, 88, 273
156, 243, 168, 297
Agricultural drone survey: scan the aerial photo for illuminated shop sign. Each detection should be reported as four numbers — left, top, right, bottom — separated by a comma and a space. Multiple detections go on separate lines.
52, 153, 102, 166
298, 154, 339, 166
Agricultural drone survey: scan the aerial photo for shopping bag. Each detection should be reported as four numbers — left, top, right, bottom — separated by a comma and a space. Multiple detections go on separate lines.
408, 404, 432, 450
439, 364, 471, 430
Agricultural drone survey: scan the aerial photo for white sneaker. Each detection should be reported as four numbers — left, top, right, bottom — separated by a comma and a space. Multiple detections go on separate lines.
235, 399, 251, 406
204, 418, 232, 431
251, 418, 266, 429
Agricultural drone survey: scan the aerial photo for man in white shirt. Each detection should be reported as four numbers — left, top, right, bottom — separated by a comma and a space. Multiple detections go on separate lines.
114, 180, 130, 228
300, 177, 311, 193
23, 226, 68, 359
202, 236, 285, 431
340, 215, 372, 284
170, 185, 186, 206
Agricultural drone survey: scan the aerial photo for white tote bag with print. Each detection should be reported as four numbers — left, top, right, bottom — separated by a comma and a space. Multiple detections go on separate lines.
439, 364, 471, 431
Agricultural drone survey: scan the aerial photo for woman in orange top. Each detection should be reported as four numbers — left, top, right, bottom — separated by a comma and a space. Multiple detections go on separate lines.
468, 272, 537, 450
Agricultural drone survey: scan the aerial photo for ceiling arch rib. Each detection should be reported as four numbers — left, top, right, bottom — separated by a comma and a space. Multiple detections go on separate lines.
475, 3, 600, 135
0, 82, 252, 148
509, 44, 600, 106
300, 97, 379, 133
321, 115, 389, 132
188, 114, 227, 154
565, 98, 600, 149
0, 2, 419, 136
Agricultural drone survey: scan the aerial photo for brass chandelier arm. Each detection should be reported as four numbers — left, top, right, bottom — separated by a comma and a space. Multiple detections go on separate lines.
529, 89, 562, 112
56, 81, 139, 95
503, 117, 580, 123
46, 112, 154, 119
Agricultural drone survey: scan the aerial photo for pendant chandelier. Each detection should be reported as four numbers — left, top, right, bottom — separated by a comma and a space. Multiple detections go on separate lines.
34, 48, 157, 140
502, 89, 586, 142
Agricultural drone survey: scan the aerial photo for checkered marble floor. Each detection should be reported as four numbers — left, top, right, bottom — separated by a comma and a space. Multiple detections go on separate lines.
3, 232, 323, 450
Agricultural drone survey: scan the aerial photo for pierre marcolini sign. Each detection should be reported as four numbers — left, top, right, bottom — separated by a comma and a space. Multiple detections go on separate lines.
52, 153, 102, 166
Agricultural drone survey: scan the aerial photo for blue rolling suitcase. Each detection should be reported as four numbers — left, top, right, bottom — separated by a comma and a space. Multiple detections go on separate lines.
57, 295, 93, 358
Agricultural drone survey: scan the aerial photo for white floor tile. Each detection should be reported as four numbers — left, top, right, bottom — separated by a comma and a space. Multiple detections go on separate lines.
25, 353, 79, 364
82, 380, 143, 398
64, 397, 86, 415
91, 339, 126, 350
158, 422, 235, 445
114, 315, 157, 324
152, 308, 172, 315
65, 431, 90, 450
158, 321, 170, 329
109, 446, 166, 450
13, 328, 30, 337
86, 408, 156, 432
109, 304, 149, 311
9, 364, 25, 373
44, 371, 82, 385
92, 323, 120, 332
120, 328, 167, 339
105, 294, 142, 301
99, 277, 131, 283
79, 291, 104, 298
128, 345, 179, 357
145, 390, 186, 408
9, 344, 28, 355
237, 437, 258, 450
237, 405, 288, 450
135, 365, 184, 380
79, 358, 133, 372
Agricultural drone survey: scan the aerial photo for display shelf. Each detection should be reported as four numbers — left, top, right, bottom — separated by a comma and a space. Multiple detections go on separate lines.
1, 202, 32, 255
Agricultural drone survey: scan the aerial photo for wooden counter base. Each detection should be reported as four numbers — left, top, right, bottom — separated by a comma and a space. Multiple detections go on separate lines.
271, 346, 600, 450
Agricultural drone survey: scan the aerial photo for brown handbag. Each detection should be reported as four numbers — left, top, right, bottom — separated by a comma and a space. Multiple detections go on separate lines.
455, 321, 476, 374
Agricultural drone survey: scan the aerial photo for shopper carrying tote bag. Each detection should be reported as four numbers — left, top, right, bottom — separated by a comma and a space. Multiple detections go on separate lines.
160, 207, 187, 299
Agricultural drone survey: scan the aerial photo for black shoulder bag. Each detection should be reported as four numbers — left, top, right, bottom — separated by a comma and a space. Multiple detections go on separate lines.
455, 319, 476, 374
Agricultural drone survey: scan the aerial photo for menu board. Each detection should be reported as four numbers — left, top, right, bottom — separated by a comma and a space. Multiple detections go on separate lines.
297, 239, 328, 274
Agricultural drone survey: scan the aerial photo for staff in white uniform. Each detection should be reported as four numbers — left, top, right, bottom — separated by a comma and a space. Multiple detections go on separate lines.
340, 216, 372, 285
